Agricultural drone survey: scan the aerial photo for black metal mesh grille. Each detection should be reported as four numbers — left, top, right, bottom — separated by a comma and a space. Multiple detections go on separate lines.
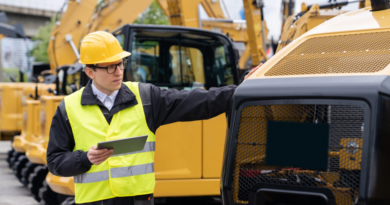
232, 104, 364, 204
265, 31, 390, 76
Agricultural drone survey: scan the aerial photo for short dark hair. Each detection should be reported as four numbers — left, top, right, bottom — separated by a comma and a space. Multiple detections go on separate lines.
86, 64, 96, 71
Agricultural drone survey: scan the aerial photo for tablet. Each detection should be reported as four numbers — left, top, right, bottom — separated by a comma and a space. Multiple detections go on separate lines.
97, 135, 148, 156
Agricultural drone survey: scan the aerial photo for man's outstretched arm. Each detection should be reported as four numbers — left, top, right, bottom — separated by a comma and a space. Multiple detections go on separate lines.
145, 84, 236, 133
146, 65, 261, 132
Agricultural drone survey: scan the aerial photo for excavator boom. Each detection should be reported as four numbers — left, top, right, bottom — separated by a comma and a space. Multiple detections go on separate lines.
85, 0, 154, 34
163, 0, 268, 68
47, 0, 97, 73
48, 0, 155, 74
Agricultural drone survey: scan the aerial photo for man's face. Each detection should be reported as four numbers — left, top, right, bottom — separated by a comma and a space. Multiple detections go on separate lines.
85, 59, 123, 95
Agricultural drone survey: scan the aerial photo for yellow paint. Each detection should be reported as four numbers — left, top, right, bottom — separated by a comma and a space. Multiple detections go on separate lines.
154, 179, 220, 197
253, 7, 390, 80
0, 83, 33, 133
10, 84, 54, 150
202, 114, 227, 178
46, 173, 75, 196
155, 121, 202, 179
340, 138, 363, 170
26, 95, 64, 164
12, 100, 40, 153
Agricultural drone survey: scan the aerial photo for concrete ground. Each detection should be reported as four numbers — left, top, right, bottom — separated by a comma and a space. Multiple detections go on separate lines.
0, 141, 39, 205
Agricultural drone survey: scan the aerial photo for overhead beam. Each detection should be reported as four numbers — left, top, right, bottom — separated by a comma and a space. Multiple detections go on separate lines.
0, 4, 56, 18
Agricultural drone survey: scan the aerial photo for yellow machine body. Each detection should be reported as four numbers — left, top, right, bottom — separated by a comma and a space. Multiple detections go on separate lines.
231, 6, 390, 204
46, 173, 74, 196
253, 6, 390, 80
0, 83, 36, 140
12, 100, 40, 153
26, 95, 64, 164
12, 84, 55, 152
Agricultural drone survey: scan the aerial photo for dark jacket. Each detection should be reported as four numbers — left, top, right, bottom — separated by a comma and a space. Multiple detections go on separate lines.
47, 80, 236, 204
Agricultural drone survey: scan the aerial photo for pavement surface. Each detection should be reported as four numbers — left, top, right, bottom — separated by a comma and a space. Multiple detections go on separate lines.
0, 141, 11, 154
0, 141, 39, 205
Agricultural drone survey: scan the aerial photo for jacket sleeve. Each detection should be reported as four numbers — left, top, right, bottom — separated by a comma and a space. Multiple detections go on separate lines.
148, 84, 237, 132
47, 100, 92, 177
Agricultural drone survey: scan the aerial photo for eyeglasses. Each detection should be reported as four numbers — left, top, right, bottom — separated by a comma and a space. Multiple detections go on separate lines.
90, 60, 128, 74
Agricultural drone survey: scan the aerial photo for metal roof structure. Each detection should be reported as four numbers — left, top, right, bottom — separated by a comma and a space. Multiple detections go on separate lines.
0, 0, 65, 12
0, 0, 66, 17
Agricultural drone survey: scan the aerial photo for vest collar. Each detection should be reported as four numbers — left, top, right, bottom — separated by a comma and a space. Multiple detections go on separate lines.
81, 80, 137, 107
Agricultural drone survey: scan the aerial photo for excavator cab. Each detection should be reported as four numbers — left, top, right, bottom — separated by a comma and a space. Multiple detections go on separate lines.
114, 24, 239, 90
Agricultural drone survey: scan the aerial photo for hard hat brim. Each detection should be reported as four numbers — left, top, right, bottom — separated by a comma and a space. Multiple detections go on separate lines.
79, 51, 131, 65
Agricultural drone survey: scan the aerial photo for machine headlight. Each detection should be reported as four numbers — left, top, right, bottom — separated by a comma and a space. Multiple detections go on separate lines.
346, 139, 359, 154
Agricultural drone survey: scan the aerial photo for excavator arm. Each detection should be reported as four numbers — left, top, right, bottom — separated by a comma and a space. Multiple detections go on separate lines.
48, 0, 155, 74
162, 0, 268, 69
161, 0, 226, 27
84, 0, 154, 34
47, 0, 97, 73
242, 0, 268, 66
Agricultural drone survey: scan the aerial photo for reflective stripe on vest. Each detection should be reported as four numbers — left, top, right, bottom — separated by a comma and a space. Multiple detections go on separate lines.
65, 82, 156, 204
75, 163, 154, 183
111, 141, 155, 157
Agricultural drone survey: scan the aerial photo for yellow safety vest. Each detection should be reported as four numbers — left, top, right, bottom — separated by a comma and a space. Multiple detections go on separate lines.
64, 82, 156, 204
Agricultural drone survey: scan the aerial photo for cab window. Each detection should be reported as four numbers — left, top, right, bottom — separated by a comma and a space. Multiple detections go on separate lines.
127, 31, 236, 90
128, 40, 159, 83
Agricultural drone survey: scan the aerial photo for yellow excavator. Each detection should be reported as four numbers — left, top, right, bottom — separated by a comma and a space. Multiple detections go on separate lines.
221, 0, 388, 205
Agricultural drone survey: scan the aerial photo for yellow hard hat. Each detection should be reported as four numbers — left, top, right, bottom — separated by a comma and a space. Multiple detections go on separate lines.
79, 31, 131, 64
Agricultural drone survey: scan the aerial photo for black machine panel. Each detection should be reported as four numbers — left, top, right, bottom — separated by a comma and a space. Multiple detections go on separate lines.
231, 103, 365, 205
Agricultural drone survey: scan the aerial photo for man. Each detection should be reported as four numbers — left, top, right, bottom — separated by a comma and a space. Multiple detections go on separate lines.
47, 31, 257, 205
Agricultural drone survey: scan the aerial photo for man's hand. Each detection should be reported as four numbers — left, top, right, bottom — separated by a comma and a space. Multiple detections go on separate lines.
244, 63, 263, 81
87, 145, 114, 165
